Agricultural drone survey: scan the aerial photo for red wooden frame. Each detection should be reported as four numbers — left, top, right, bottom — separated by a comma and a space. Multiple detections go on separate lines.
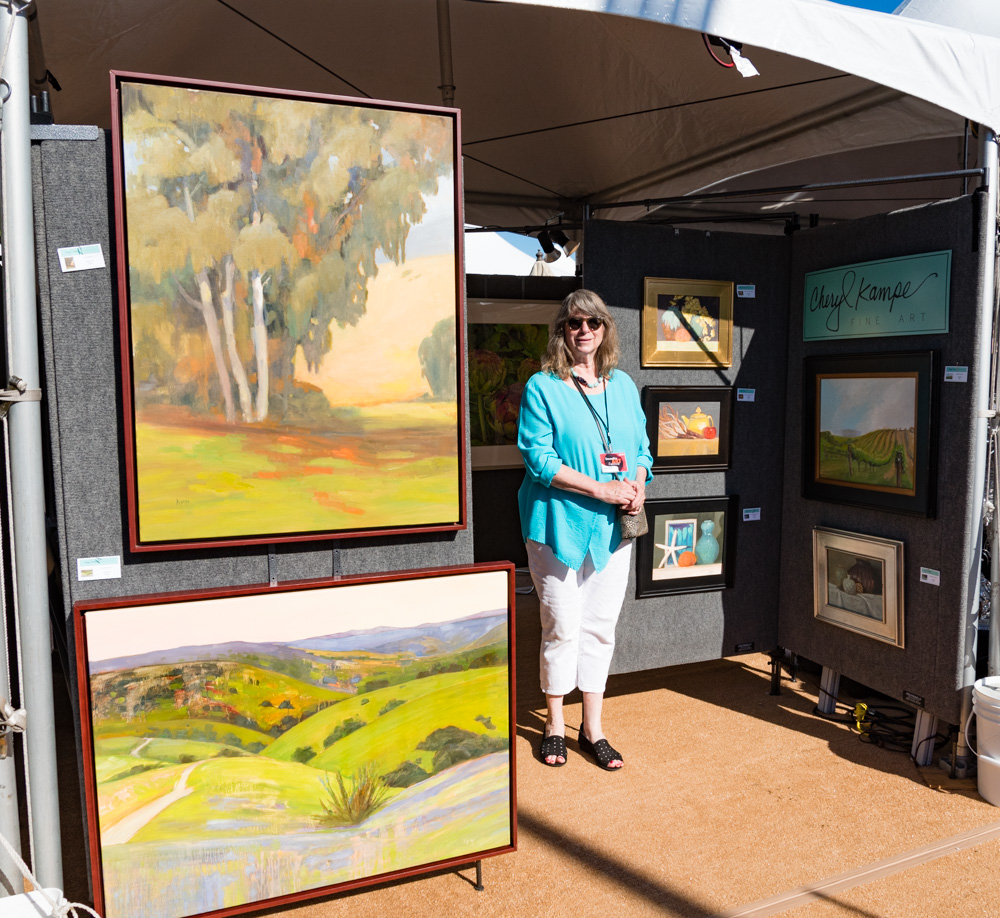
110, 71, 467, 551
75, 561, 516, 918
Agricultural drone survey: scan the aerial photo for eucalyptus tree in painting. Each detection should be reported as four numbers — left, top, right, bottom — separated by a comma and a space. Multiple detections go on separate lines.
117, 79, 461, 546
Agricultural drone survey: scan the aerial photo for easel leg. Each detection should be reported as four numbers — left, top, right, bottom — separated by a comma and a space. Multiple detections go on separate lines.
474, 859, 484, 891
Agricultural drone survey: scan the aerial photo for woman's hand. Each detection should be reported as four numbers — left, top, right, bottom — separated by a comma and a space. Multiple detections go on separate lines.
597, 479, 638, 507
623, 477, 645, 515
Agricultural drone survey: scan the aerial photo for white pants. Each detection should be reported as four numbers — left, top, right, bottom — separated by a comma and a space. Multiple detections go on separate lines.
526, 539, 633, 696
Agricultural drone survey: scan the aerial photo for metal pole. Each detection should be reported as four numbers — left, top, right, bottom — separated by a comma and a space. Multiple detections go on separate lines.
436, 0, 455, 108
0, 0, 62, 888
960, 128, 999, 762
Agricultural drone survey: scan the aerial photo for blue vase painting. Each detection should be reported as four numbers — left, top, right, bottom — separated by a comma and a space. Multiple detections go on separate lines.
695, 520, 720, 565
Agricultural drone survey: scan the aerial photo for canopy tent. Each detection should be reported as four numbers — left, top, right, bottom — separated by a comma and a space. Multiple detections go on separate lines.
30, 0, 1000, 233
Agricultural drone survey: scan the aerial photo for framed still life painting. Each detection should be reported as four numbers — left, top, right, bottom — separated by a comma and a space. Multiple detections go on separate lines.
813, 527, 905, 646
643, 386, 733, 472
641, 277, 734, 368
75, 563, 516, 918
802, 351, 937, 517
636, 496, 738, 597
110, 72, 466, 550
467, 299, 557, 469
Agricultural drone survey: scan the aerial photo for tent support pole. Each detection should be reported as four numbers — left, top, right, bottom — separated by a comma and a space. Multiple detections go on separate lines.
0, 0, 62, 889
960, 128, 998, 763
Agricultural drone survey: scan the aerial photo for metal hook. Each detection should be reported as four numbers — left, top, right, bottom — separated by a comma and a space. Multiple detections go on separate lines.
0, 79, 10, 105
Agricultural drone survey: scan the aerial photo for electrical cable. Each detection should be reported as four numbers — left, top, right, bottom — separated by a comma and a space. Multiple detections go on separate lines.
703, 33, 735, 68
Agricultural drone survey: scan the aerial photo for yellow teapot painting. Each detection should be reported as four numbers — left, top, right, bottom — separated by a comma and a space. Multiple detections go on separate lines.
682, 407, 716, 438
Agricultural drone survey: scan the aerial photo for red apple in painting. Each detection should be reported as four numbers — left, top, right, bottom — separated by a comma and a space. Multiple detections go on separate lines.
702, 425, 717, 440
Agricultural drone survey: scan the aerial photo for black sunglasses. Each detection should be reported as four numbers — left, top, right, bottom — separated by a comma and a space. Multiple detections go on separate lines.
565, 316, 603, 331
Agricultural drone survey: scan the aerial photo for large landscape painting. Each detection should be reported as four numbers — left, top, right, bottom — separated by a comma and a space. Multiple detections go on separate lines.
77, 566, 514, 918
112, 73, 463, 549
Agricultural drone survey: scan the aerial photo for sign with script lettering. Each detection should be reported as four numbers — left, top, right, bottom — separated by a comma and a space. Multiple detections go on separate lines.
803, 250, 950, 341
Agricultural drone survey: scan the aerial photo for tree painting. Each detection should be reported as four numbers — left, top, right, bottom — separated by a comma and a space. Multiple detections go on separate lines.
79, 568, 513, 918
117, 78, 462, 546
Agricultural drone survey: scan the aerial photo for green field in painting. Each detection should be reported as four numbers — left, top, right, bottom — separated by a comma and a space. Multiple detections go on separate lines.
818, 428, 915, 491
134, 406, 459, 543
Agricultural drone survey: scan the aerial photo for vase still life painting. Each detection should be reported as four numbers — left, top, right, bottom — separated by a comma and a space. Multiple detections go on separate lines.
467, 300, 557, 469
76, 565, 516, 918
636, 497, 738, 597
803, 351, 936, 517
641, 278, 734, 368
813, 528, 904, 646
111, 73, 465, 550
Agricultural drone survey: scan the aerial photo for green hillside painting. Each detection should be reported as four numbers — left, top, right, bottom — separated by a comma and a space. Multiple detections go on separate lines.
78, 567, 514, 918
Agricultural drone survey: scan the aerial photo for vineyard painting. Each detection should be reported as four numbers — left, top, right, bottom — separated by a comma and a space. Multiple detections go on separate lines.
803, 352, 936, 517
77, 566, 515, 918
112, 74, 463, 549
816, 373, 918, 494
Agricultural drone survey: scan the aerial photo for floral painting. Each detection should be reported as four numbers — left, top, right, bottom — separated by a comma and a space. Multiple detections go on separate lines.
467, 300, 557, 469
77, 565, 515, 918
112, 74, 463, 549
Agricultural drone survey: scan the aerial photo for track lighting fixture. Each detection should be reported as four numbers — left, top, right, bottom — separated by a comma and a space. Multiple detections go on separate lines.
537, 230, 561, 263
549, 228, 580, 257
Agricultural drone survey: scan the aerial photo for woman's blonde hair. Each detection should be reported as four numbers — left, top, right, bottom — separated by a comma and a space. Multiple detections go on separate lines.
541, 289, 620, 379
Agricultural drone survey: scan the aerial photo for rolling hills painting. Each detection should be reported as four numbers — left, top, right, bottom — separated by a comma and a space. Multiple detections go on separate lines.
77, 566, 514, 918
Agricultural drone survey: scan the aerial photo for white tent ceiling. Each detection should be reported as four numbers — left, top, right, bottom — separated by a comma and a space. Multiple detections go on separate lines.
31, 0, 1000, 234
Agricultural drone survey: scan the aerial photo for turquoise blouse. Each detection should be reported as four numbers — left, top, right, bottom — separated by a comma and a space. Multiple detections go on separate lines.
517, 370, 653, 572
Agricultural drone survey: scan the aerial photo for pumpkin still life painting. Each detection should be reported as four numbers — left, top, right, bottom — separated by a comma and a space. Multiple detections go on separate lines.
111, 73, 465, 550
76, 565, 516, 918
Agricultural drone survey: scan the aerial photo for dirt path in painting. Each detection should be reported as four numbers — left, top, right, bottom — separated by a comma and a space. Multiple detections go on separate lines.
102, 763, 199, 847
131, 738, 152, 758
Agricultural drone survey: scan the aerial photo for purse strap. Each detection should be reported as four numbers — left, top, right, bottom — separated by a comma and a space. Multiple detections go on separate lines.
570, 374, 618, 480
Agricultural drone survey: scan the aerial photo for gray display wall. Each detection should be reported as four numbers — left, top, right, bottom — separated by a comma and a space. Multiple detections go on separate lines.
778, 195, 986, 725
584, 220, 791, 672
34, 134, 474, 662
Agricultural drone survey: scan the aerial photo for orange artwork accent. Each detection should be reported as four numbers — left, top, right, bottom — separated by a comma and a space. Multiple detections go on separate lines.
678, 551, 697, 567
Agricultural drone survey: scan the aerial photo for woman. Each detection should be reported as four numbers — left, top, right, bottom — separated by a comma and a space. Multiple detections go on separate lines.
517, 289, 652, 769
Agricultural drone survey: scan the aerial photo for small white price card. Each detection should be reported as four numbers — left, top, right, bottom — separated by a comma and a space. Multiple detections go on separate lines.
58, 243, 106, 273
77, 556, 122, 581
943, 366, 968, 383
737, 388, 755, 402
742, 508, 761, 522
736, 285, 756, 298
919, 567, 940, 586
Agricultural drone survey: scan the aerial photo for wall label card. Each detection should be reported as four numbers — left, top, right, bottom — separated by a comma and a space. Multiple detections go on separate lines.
919, 567, 941, 586
803, 250, 951, 341
742, 507, 761, 522
944, 366, 968, 382
737, 388, 755, 402
58, 243, 106, 273
77, 556, 122, 581
736, 285, 756, 298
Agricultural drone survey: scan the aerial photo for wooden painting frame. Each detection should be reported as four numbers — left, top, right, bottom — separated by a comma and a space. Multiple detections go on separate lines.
813, 527, 905, 647
642, 386, 734, 472
802, 350, 936, 517
467, 299, 558, 470
641, 277, 734, 368
75, 562, 516, 918
111, 72, 466, 551
636, 496, 738, 597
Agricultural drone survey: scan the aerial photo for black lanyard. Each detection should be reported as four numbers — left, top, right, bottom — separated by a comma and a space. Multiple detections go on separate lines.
571, 374, 613, 454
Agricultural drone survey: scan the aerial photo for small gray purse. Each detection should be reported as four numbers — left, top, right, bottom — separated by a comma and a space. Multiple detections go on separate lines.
571, 375, 648, 539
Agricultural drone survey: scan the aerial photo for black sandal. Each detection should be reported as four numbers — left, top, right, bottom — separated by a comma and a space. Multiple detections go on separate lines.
539, 730, 567, 767
579, 724, 623, 770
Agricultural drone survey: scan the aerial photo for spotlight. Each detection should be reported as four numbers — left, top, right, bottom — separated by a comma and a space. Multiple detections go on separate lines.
537, 230, 561, 263
784, 214, 801, 236
549, 228, 580, 258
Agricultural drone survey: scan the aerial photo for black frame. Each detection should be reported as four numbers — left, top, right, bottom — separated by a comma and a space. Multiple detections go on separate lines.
802, 351, 937, 517
643, 386, 734, 472
636, 496, 738, 598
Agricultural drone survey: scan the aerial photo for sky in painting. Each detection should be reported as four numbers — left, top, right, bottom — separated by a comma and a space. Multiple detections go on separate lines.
824, 0, 899, 11
820, 375, 916, 434
85, 569, 508, 661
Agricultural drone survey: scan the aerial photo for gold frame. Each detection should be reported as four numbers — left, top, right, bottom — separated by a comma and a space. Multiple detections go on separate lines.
812, 527, 905, 647
641, 277, 734, 368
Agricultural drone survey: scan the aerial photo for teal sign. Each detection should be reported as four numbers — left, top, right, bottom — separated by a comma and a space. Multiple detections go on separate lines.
803, 250, 950, 341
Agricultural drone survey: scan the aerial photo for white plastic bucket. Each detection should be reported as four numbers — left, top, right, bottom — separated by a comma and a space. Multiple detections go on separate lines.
973, 676, 1000, 761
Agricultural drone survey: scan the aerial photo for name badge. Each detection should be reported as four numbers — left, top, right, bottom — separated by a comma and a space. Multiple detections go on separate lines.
600, 452, 628, 474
